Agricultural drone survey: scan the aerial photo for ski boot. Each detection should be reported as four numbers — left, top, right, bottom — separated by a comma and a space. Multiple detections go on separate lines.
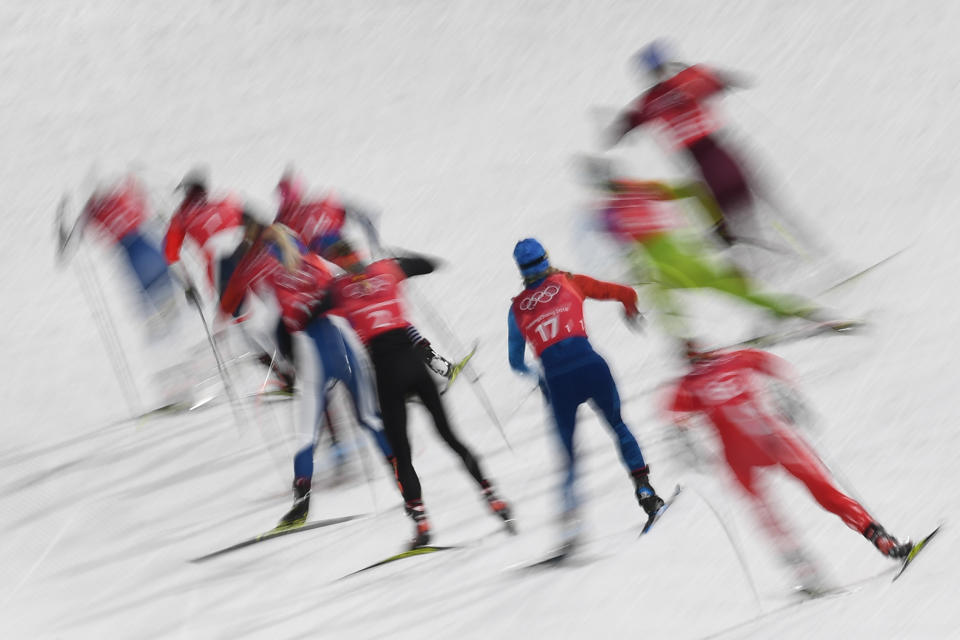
864, 523, 913, 559
405, 499, 431, 549
555, 508, 583, 559
632, 468, 664, 517
257, 353, 296, 395
481, 481, 517, 534
781, 549, 829, 597
277, 477, 311, 530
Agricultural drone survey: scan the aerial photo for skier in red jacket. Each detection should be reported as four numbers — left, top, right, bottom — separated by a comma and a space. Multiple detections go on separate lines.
608, 41, 754, 245
666, 342, 914, 590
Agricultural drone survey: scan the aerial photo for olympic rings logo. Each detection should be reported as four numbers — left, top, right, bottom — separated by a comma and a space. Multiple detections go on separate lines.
343, 275, 392, 298
519, 285, 560, 310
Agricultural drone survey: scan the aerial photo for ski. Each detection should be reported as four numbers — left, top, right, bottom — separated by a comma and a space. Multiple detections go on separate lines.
245, 388, 296, 402
520, 546, 576, 570
732, 319, 865, 350
340, 545, 461, 579
641, 484, 683, 536
441, 341, 479, 394
892, 525, 942, 582
701, 567, 896, 639
818, 248, 908, 295
190, 514, 366, 563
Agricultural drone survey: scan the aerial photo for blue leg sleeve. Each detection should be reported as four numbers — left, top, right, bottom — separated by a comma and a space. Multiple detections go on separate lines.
588, 358, 647, 472
293, 445, 314, 480
547, 377, 580, 513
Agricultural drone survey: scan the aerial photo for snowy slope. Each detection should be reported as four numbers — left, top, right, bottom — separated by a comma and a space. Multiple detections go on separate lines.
1, 1, 958, 638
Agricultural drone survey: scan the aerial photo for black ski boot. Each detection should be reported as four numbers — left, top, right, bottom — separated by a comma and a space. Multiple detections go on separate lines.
632, 467, 664, 517
864, 523, 913, 559
481, 481, 517, 534
277, 477, 311, 530
405, 499, 431, 549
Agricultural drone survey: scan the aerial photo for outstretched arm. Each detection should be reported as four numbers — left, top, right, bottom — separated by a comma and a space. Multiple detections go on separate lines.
394, 254, 440, 278
568, 273, 640, 318
606, 105, 649, 147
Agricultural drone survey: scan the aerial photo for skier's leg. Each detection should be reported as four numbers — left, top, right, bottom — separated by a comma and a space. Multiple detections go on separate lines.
586, 356, 647, 473
686, 136, 754, 238
628, 244, 689, 337
647, 234, 816, 319
776, 432, 873, 533
731, 460, 821, 582
414, 361, 485, 485
276, 327, 333, 527
333, 317, 394, 461
120, 231, 177, 326
544, 372, 582, 515
291, 328, 330, 482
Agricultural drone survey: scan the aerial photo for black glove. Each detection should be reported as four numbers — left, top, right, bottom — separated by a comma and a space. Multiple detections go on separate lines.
184, 285, 201, 307
623, 309, 645, 332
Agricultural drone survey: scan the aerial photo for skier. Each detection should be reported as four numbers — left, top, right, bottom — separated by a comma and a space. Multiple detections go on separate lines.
219, 215, 396, 529
274, 170, 379, 256
166, 169, 296, 392
319, 237, 514, 548
606, 41, 754, 245
666, 341, 914, 590
74, 174, 179, 328
508, 238, 664, 549
163, 168, 246, 302
583, 160, 849, 337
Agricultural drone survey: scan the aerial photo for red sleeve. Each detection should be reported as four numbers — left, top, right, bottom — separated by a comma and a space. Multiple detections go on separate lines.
219, 247, 269, 317
163, 210, 187, 264
219, 262, 248, 317
612, 100, 651, 142
568, 273, 637, 309
680, 65, 725, 101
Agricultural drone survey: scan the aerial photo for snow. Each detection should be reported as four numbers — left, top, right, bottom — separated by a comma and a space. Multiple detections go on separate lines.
2, 1, 959, 638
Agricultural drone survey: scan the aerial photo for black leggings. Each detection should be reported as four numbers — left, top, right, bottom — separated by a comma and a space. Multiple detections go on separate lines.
368, 329, 484, 503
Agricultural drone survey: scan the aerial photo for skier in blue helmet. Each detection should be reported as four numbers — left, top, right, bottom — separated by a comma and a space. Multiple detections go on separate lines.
508, 238, 665, 551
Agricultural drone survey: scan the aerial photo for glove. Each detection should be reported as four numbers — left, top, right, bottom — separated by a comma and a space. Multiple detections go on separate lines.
184, 284, 201, 307
623, 306, 645, 332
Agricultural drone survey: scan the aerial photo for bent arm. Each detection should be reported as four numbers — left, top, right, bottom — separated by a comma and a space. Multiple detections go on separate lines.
569, 273, 638, 314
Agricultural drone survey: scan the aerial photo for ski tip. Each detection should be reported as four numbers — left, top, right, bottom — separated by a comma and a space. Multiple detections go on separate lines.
892, 523, 943, 582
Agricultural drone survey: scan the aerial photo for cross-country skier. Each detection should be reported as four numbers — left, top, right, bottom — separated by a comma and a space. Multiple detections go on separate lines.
163, 168, 246, 302
607, 41, 754, 245
508, 238, 664, 549
166, 169, 296, 392
76, 175, 179, 333
317, 238, 514, 548
219, 215, 396, 529
666, 342, 914, 591
274, 170, 380, 257
277, 172, 470, 386
583, 160, 849, 337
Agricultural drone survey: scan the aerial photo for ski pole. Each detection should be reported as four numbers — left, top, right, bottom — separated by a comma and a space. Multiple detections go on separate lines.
688, 484, 762, 612
74, 248, 143, 415
188, 296, 249, 435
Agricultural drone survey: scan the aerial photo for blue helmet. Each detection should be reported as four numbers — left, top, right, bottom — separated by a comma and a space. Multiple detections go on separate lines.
635, 40, 672, 74
513, 238, 551, 279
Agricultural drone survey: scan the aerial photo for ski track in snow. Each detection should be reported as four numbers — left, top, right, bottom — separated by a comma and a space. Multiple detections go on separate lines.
2, 1, 959, 638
